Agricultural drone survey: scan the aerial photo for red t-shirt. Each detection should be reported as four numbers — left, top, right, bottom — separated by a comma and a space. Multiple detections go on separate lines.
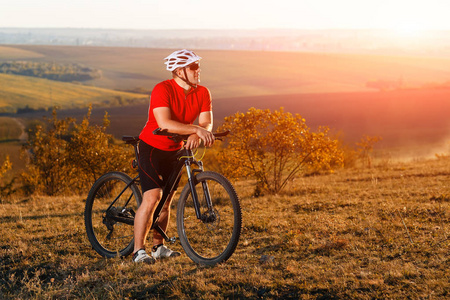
139, 79, 212, 151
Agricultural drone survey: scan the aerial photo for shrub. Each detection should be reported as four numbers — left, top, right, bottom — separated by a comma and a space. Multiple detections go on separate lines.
21, 109, 74, 195
66, 108, 132, 192
216, 107, 344, 195
19, 107, 132, 196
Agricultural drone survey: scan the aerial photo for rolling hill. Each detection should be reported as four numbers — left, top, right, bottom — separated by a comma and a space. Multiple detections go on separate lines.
3, 44, 450, 98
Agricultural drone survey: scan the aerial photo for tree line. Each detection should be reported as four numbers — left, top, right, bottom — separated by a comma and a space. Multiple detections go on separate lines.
0, 61, 102, 82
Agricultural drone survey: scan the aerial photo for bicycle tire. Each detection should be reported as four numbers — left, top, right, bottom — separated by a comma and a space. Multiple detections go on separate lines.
177, 171, 241, 265
84, 171, 141, 258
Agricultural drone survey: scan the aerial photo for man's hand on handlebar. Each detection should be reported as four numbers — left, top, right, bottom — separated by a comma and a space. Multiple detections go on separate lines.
152, 127, 225, 148
185, 134, 200, 150
195, 127, 215, 148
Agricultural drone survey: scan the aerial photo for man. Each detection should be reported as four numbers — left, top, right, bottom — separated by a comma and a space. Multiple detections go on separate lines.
133, 49, 215, 264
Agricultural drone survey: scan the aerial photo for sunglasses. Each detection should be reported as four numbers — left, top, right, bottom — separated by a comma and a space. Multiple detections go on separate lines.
187, 63, 200, 71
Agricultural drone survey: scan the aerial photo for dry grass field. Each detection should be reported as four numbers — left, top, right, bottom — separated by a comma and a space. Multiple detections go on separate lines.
1, 156, 449, 299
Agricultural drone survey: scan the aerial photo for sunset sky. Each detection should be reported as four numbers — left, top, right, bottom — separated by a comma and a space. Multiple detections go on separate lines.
1, 0, 449, 32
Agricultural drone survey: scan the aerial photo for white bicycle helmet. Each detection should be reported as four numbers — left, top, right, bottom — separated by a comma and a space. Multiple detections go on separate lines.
164, 49, 202, 72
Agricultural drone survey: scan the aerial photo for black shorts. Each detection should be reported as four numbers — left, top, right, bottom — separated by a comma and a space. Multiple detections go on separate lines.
138, 140, 182, 193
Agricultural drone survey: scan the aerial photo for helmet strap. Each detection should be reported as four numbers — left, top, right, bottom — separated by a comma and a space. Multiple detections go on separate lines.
175, 67, 197, 89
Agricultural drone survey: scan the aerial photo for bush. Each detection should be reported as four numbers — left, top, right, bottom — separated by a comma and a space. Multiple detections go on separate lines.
19, 107, 132, 196
66, 109, 132, 192
216, 107, 344, 196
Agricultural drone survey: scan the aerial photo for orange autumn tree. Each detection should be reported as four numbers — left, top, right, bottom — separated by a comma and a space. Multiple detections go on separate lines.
217, 107, 344, 195
20, 107, 131, 196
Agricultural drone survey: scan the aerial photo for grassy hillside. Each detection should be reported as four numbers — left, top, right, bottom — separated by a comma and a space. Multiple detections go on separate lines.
0, 73, 148, 113
1, 157, 448, 298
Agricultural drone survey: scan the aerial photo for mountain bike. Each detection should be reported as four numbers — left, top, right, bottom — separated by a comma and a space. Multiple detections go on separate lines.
84, 128, 242, 266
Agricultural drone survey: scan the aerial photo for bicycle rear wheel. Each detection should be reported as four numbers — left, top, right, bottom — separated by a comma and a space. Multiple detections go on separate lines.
177, 171, 241, 265
84, 171, 141, 258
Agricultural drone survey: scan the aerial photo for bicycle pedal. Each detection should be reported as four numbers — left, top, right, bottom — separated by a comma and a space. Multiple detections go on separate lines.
169, 237, 177, 244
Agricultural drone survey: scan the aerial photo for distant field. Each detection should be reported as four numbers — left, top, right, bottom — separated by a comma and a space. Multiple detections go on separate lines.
0, 45, 44, 60
213, 88, 450, 151
3, 45, 450, 98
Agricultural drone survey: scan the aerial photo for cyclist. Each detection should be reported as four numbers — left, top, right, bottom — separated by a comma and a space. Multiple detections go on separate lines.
133, 49, 215, 264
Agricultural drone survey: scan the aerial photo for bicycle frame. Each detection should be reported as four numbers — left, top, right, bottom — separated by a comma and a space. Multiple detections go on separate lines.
103, 152, 204, 242
151, 147, 209, 242
117, 131, 228, 243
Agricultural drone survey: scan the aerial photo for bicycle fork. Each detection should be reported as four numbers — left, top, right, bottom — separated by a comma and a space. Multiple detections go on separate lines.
186, 161, 216, 223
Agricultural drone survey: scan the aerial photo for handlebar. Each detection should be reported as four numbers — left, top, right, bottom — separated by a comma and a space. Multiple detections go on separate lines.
152, 128, 230, 143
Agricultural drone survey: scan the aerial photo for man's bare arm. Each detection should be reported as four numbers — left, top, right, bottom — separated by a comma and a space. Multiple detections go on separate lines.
153, 107, 214, 147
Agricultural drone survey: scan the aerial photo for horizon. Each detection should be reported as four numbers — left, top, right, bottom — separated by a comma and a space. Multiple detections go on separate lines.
2, 27, 450, 57
1, 0, 450, 32
2, 27, 450, 32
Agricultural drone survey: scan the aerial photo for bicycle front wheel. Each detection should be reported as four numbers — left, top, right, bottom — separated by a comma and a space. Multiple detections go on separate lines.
177, 171, 242, 265
84, 172, 141, 258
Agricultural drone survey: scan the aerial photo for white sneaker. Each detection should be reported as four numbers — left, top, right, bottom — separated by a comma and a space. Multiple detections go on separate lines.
152, 244, 181, 259
132, 249, 156, 264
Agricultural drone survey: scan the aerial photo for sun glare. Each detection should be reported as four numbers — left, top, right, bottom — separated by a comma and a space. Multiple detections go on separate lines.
373, 1, 446, 39
392, 23, 425, 38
